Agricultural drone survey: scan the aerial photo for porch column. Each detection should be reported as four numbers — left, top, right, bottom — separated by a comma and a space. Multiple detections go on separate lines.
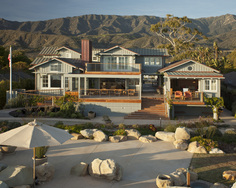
84, 77, 87, 95
78, 77, 80, 99
62, 75, 65, 95
158, 74, 162, 87
139, 75, 142, 99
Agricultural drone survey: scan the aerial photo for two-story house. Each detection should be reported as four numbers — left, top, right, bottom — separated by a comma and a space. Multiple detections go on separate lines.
29, 40, 168, 116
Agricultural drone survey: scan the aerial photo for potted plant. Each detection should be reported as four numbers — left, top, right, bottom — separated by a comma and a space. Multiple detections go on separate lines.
88, 111, 96, 119
33, 146, 49, 166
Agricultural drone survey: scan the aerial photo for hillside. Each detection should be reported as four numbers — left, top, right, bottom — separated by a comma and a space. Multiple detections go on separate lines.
0, 14, 236, 54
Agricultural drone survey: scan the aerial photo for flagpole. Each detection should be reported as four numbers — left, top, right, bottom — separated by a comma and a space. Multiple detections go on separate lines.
9, 46, 12, 100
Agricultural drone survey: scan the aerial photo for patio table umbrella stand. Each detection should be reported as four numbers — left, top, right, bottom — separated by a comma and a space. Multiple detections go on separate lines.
0, 119, 73, 185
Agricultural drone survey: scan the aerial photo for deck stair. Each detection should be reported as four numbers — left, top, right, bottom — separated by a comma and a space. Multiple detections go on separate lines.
124, 97, 169, 120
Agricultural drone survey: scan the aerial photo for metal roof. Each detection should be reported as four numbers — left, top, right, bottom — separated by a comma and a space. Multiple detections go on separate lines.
39, 47, 60, 56
30, 57, 50, 65
165, 72, 224, 78
128, 48, 169, 56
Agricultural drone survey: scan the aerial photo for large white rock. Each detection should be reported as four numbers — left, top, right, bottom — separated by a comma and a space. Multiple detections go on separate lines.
70, 162, 88, 176
35, 162, 55, 182
93, 130, 108, 142
125, 129, 141, 140
175, 127, 190, 141
222, 170, 236, 181
139, 135, 157, 143
0, 181, 8, 188
232, 182, 236, 188
0, 166, 33, 187
88, 158, 122, 181
209, 148, 225, 154
80, 129, 98, 139
195, 146, 208, 154
109, 136, 127, 143
187, 141, 199, 153
70, 133, 84, 140
169, 171, 186, 186
155, 131, 175, 142
173, 140, 188, 150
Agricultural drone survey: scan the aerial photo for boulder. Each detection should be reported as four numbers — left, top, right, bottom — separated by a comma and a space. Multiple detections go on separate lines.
0, 181, 8, 188
93, 130, 108, 142
80, 129, 97, 139
209, 148, 225, 154
156, 174, 173, 188
169, 171, 186, 186
187, 141, 199, 153
109, 136, 127, 143
35, 162, 55, 182
176, 168, 198, 181
232, 182, 236, 188
70, 162, 88, 176
173, 140, 188, 150
0, 166, 33, 187
70, 133, 84, 140
125, 129, 141, 140
88, 158, 122, 181
139, 135, 157, 143
210, 183, 228, 188
222, 170, 236, 181
0, 164, 7, 172
155, 132, 175, 142
195, 146, 208, 154
175, 127, 190, 141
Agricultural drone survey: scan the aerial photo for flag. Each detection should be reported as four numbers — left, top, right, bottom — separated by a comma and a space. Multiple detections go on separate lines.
8, 51, 11, 67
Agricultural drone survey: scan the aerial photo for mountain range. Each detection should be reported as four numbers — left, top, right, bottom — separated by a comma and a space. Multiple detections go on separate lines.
0, 14, 236, 56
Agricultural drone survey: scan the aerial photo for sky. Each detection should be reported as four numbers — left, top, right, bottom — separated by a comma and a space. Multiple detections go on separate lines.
0, 0, 235, 22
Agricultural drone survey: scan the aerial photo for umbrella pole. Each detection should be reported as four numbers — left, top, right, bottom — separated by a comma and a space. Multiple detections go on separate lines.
33, 147, 36, 181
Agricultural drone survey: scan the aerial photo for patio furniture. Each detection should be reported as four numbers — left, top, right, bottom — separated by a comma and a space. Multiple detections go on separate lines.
128, 89, 135, 96
174, 91, 183, 99
100, 89, 108, 95
115, 89, 123, 96
184, 91, 192, 100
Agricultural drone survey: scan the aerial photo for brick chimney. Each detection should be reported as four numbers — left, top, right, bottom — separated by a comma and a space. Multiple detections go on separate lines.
81, 39, 92, 63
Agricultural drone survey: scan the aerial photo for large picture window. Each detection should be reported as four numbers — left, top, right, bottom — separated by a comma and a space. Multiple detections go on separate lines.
51, 75, 61, 88
103, 56, 130, 70
204, 79, 217, 92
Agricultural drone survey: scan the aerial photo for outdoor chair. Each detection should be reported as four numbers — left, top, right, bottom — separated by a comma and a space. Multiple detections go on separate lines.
128, 89, 135, 96
114, 89, 123, 96
184, 91, 192, 100
174, 91, 183, 99
100, 89, 108, 95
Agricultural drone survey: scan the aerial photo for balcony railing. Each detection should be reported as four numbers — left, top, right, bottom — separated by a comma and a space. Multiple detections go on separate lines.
85, 63, 141, 73
79, 88, 140, 99
21, 89, 64, 96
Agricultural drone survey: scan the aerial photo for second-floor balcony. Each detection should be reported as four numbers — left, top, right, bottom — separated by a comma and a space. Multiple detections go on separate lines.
85, 63, 141, 73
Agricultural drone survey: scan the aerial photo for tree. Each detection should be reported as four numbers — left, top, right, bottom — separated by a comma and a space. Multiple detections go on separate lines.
204, 97, 224, 121
227, 49, 236, 70
151, 14, 206, 57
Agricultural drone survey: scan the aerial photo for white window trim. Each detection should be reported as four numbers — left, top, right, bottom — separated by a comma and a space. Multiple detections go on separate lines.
203, 79, 217, 92
41, 74, 62, 89
144, 57, 162, 66
50, 63, 62, 72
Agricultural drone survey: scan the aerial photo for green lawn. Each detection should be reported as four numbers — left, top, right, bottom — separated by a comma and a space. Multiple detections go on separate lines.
190, 153, 236, 186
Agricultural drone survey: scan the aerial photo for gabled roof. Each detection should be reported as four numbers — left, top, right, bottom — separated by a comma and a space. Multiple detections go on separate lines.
99, 45, 169, 56
56, 46, 81, 54
158, 59, 220, 73
29, 58, 85, 71
100, 46, 139, 55
165, 72, 224, 78
30, 57, 49, 65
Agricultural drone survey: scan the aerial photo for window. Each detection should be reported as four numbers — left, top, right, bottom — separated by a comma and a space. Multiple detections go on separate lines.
51, 63, 61, 72
144, 57, 162, 66
65, 77, 69, 88
51, 75, 61, 88
204, 79, 217, 92
42, 75, 48, 88
103, 56, 130, 70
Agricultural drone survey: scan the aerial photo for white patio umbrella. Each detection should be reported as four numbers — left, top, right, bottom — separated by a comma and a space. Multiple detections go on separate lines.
0, 119, 73, 181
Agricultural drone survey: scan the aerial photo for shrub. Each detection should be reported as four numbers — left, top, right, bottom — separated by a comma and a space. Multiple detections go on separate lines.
113, 129, 127, 136
38, 111, 44, 116
132, 124, 139, 129
71, 113, 77, 118
35, 146, 49, 158
190, 136, 218, 152
49, 112, 56, 117
220, 130, 236, 144
164, 124, 177, 132
149, 124, 157, 132
60, 101, 76, 117
118, 123, 125, 129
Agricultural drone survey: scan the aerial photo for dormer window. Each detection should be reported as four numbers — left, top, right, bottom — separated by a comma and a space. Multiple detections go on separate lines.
51, 63, 61, 72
